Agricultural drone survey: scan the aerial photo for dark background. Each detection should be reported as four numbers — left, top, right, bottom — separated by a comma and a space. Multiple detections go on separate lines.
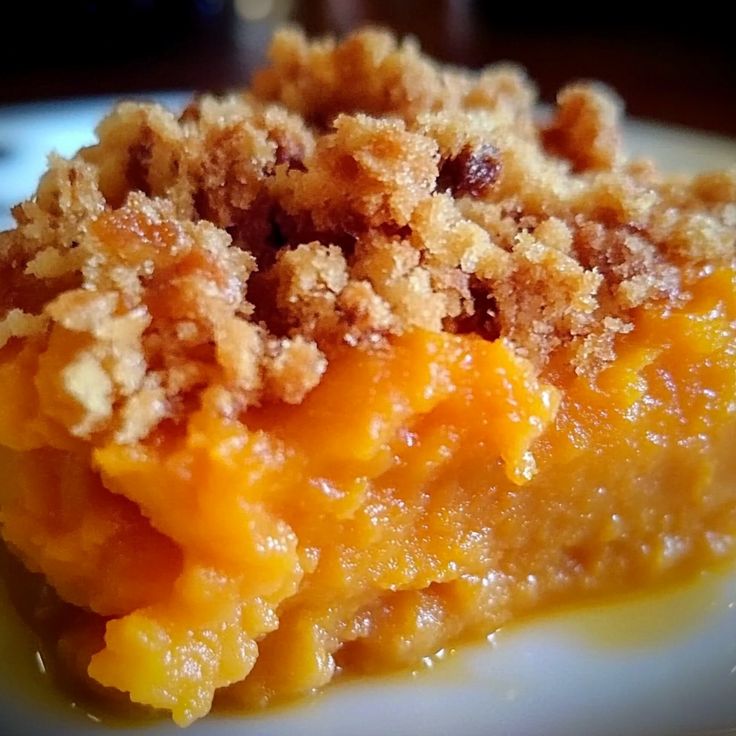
0, 0, 734, 135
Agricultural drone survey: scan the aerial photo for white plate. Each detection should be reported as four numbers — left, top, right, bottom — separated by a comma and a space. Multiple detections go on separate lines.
1, 103, 736, 736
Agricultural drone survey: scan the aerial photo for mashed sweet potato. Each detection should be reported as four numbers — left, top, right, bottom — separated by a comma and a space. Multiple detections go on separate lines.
0, 27, 735, 726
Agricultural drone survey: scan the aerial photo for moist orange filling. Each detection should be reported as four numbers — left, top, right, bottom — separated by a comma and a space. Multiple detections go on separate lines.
2, 268, 735, 724
1, 27, 735, 728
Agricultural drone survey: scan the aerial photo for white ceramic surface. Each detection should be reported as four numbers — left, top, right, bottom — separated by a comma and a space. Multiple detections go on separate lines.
0, 102, 735, 736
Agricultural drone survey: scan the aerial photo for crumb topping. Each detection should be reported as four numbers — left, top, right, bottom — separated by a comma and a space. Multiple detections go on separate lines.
1, 26, 734, 444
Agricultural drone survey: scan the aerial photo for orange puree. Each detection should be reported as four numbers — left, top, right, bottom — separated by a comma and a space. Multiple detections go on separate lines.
1, 26, 735, 728
2, 270, 736, 723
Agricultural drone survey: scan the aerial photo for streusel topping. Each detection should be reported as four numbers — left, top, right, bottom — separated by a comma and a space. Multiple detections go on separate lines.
1, 27, 734, 445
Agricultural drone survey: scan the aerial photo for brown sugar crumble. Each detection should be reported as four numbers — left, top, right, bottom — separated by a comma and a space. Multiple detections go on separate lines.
1, 26, 735, 446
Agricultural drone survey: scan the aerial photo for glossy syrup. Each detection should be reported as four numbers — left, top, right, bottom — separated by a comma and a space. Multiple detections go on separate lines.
2, 540, 735, 728
0, 543, 160, 729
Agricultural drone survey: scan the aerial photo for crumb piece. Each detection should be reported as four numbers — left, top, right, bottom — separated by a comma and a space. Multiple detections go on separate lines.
337, 280, 396, 346
666, 212, 735, 264
272, 114, 439, 231
689, 169, 736, 205
573, 221, 681, 309
493, 232, 603, 360
571, 317, 634, 374
263, 336, 327, 404
115, 377, 168, 444
352, 236, 448, 332
410, 194, 511, 279
61, 350, 114, 436
0, 309, 49, 348
543, 83, 623, 172
533, 217, 573, 255
273, 242, 348, 334
215, 318, 265, 394
83, 103, 189, 210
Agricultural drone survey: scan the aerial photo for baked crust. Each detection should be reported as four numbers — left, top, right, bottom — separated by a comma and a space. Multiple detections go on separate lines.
2, 27, 733, 447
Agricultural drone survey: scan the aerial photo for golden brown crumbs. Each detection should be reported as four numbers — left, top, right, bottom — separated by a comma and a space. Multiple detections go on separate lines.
1, 26, 735, 446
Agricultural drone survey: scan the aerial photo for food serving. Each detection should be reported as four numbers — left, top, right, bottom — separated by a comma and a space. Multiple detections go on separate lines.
1, 27, 735, 727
